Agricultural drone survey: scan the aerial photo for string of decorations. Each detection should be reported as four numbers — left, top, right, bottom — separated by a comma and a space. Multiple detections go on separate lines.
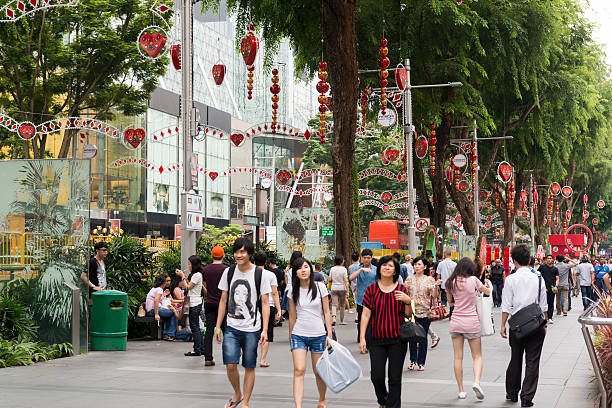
428, 125, 436, 175
270, 68, 280, 131
241, 24, 259, 99
317, 61, 330, 143
0, 113, 120, 140
357, 168, 406, 181
378, 38, 389, 113
359, 200, 410, 210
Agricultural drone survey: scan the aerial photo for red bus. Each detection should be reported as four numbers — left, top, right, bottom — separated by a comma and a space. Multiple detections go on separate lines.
368, 220, 410, 250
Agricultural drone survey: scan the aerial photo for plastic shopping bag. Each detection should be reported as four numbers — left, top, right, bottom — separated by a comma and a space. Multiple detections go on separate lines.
315, 338, 361, 393
476, 290, 495, 336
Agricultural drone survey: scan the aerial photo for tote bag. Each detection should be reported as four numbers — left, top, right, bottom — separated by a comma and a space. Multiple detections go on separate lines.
315, 338, 362, 393
476, 288, 495, 336
400, 299, 427, 343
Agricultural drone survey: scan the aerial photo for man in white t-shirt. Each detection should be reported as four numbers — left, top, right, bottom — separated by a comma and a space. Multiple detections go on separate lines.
436, 248, 457, 309
215, 238, 271, 408
253, 251, 281, 368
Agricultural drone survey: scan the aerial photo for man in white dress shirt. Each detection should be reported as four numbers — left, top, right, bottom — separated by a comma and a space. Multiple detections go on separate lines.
501, 245, 548, 408
436, 248, 457, 309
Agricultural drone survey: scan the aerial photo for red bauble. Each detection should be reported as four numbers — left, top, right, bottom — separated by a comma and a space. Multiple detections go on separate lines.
318, 61, 327, 70
380, 38, 388, 46
270, 84, 281, 94
316, 81, 330, 94
378, 57, 390, 69
272, 68, 279, 75
319, 105, 327, 113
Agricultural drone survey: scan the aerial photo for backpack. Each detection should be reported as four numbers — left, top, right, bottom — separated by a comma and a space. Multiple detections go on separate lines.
227, 265, 263, 327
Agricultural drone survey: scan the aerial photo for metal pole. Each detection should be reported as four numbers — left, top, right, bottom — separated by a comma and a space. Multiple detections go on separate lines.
529, 172, 536, 253
473, 119, 479, 242
180, 0, 195, 270
404, 59, 417, 255
64, 282, 80, 356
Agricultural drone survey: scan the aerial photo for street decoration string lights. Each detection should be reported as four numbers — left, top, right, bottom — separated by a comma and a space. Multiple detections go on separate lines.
241, 24, 259, 99
270, 68, 280, 132
583, 194, 589, 223
428, 125, 437, 176
547, 193, 554, 227
317, 61, 330, 143
378, 38, 389, 113
471, 142, 477, 193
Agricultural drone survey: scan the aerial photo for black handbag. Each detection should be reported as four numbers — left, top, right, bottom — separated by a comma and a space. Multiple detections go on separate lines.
400, 300, 427, 343
508, 276, 546, 340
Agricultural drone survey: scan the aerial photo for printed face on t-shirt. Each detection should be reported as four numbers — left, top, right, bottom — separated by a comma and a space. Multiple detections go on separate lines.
228, 279, 254, 320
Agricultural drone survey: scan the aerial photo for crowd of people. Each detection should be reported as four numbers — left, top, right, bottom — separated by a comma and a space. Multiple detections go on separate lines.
82, 239, 608, 408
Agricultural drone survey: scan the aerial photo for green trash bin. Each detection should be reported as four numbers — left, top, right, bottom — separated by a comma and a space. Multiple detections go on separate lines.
90, 290, 128, 351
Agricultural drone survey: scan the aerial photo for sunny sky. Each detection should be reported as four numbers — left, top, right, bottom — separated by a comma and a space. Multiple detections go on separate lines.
584, 0, 612, 73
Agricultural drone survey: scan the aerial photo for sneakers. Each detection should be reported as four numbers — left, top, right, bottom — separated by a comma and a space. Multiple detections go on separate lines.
458, 392, 467, 399
548, 319, 553, 324
472, 382, 485, 400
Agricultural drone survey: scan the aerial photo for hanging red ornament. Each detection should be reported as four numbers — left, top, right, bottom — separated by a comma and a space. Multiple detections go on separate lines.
317, 61, 329, 143
379, 38, 389, 113
270, 68, 280, 132
428, 125, 436, 176
241, 24, 259, 99
471, 142, 477, 193
547, 194, 554, 227
212, 63, 226, 86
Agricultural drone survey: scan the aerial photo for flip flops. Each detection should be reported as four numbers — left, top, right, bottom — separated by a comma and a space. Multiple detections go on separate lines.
225, 398, 243, 408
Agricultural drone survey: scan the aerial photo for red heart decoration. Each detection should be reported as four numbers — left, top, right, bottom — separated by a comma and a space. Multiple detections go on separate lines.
458, 180, 470, 192
276, 170, 291, 185
209, 172, 218, 181
170, 44, 181, 70
597, 200, 605, 209
139, 32, 166, 58
381, 192, 392, 204
18, 123, 35, 140
561, 186, 572, 198
566, 210, 571, 220
383, 205, 390, 212
583, 210, 590, 219
240, 34, 259, 66
395, 68, 408, 90
497, 163, 513, 183
304, 129, 311, 141
124, 128, 145, 148
415, 136, 428, 159
385, 148, 400, 162
549, 183, 561, 196
212, 64, 226, 85
479, 191, 489, 201
230, 133, 244, 147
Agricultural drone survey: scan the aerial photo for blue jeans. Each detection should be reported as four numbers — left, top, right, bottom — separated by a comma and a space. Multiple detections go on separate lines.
222, 326, 261, 368
492, 282, 503, 307
149, 307, 177, 337
281, 289, 289, 311
189, 303, 203, 354
408, 316, 431, 367
290, 334, 327, 353
581, 286, 594, 310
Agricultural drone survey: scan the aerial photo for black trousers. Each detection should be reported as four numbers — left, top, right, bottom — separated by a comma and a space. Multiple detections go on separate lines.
506, 327, 546, 404
546, 290, 555, 320
203, 302, 225, 362
356, 304, 372, 345
369, 340, 407, 408
189, 304, 203, 354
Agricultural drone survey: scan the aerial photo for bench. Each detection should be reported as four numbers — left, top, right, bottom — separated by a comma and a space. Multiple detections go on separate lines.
133, 315, 162, 339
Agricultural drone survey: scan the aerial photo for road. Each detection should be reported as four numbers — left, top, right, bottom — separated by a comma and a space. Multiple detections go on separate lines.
0, 303, 597, 407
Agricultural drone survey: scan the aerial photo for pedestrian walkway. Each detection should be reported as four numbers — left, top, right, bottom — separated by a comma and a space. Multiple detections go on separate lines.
0, 304, 597, 407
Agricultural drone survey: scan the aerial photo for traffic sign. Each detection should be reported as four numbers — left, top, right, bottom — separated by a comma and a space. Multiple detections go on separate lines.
186, 211, 202, 231
83, 144, 98, 159
415, 218, 429, 232
453, 154, 467, 168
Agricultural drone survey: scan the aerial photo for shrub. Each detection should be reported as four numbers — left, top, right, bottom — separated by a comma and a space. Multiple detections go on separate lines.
0, 297, 38, 342
0, 340, 72, 367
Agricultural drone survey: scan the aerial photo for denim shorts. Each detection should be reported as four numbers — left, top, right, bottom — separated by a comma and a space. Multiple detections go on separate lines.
290, 334, 327, 354
222, 326, 261, 368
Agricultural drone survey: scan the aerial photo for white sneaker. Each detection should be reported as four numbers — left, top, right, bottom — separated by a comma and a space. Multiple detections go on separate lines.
548, 319, 554, 324
458, 392, 467, 399
472, 382, 485, 400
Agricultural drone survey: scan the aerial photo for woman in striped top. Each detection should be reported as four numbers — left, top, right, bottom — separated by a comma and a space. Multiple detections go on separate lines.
360, 255, 412, 408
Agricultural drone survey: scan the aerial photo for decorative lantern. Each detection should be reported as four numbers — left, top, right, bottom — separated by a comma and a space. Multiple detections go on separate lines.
547, 194, 554, 227
471, 142, 477, 192
378, 38, 389, 113
360, 91, 368, 127
270, 68, 280, 132
241, 24, 259, 99
317, 61, 330, 143
428, 125, 436, 176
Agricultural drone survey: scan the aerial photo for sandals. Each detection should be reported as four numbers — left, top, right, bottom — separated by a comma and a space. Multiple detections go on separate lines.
184, 351, 201, 356
407, 362, 415, 370
225, 398, 243, 408
259, 361, 270, 368
417, 365, 425, 371
162, 335, 175, 341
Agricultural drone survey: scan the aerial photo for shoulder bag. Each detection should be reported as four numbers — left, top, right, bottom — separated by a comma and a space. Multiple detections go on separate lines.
400, 299, 427, 343
507, 276, 546, 340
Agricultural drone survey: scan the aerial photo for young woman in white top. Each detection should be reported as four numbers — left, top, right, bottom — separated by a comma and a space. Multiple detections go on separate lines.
288, 257, 333, 408
177, 255, 204, 356
328, 254, 349, 325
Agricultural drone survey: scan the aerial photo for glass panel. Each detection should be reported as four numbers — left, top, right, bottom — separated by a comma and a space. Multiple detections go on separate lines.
276, 207, 334, 262
0, 159, 90, 351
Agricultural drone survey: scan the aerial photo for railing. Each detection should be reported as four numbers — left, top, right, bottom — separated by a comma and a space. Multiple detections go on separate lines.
578, 302, 610, 408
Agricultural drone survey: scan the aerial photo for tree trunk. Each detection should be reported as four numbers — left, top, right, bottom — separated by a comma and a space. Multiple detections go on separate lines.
319, 0, 358, 262
429, 118, 451, 253
58, 128, 77, 158
445, 180, 476, 235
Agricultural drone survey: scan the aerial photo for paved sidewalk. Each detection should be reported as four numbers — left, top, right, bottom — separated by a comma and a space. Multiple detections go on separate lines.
0, 301, 598, 407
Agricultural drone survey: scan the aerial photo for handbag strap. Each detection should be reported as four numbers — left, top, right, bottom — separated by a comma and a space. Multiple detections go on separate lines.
535, 275, 541, 304
409, 298, 417, 323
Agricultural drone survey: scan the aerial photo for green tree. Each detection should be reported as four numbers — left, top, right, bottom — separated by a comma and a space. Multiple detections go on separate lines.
0, 0, 171, 158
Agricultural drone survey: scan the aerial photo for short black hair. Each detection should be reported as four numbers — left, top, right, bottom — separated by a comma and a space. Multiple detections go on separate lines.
351, 252, 360, 262
154, 273, 169, 288
94, 241, 109, 251
361, 248, 373, 257
376, 255, 400, 282
253, 250, 267, 267
314, 262, 322, 271
392, 252, 401, 262
529, 256, 536, 267
511, 245, 530, 267
269, 258, 278, 266
334, 255, 344, 266
556, 254, 565, 262
233, 237, 255, 256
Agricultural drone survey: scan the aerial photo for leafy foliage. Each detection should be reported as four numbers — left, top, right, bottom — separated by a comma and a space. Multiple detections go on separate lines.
0, 297, 37, 342
0, 339, 72, 368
